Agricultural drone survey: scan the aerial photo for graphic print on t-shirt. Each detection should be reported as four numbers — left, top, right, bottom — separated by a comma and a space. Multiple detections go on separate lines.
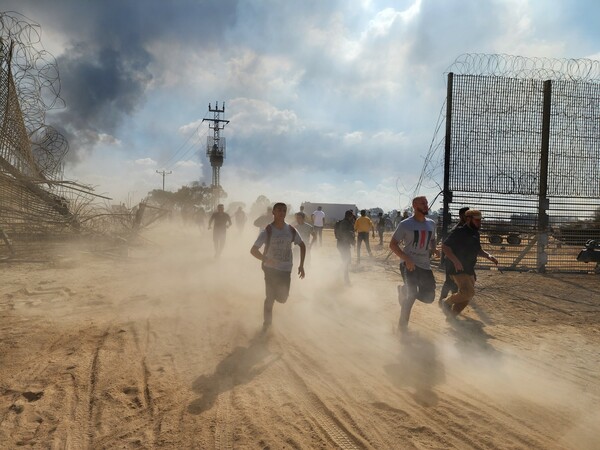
268, 236, 292, 263
412, 230, 432, 250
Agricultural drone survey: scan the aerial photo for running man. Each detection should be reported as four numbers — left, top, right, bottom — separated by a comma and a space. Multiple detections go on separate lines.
294, 212, 316, 265
208, 204, 232, 258
376, 212, 386, 246
251, 203, 306, 331
335, 210, 356, 285
439, 206, 470, 302
354, 209, 374, 264
234, 206, 247, 233
389, 196, 438, 332
311, 206, 325, 246
440, 209, 498, 318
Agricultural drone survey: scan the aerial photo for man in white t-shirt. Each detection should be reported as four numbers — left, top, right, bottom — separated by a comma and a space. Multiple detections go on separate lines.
311, 206, 325, 247
251, 203, 306, 331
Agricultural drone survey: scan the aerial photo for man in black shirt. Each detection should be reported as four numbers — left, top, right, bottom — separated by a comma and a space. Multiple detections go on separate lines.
439, 206, 470, 302
335, 210, 355, 285
440, 209, 498, 318
208, 204, 232, 258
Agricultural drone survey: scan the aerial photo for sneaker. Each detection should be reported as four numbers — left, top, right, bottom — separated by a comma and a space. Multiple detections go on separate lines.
439, 299, 456, 321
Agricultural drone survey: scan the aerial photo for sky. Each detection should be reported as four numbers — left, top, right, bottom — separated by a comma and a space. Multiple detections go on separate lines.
2, 0, 600, 212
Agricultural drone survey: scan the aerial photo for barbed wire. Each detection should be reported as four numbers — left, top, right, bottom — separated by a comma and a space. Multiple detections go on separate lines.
447, 53, 600, 83
414, 53, 600, 272
0, 11, 67, 180
417, 53, 600, 198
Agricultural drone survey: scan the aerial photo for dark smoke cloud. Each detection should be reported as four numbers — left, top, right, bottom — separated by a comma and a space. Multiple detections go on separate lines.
52, 43, 153, 161
2, 0, 239, 161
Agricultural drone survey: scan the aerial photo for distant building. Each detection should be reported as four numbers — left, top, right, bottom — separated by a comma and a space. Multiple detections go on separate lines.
301, 202, 358, 226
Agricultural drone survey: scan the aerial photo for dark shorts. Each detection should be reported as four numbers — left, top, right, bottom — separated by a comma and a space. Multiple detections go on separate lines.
400, 263, 436, 304
263, 266, 291, 303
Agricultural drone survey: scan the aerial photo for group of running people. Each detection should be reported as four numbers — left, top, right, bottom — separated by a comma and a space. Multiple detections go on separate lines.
210, 198, 498, 334
389, 196, 498, 333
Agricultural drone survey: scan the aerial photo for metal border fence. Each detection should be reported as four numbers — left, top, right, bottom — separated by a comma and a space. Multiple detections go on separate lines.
441, 60, 600, 273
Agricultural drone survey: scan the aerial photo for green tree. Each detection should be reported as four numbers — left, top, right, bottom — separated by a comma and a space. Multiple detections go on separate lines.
146, 182, 226, 211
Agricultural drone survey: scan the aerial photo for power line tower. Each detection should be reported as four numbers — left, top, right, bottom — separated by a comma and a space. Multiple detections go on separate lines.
202, 101, 229, 207
155, 169, 172, 191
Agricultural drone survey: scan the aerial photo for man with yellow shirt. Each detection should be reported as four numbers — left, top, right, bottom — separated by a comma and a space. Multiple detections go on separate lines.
354, 209, 375, 264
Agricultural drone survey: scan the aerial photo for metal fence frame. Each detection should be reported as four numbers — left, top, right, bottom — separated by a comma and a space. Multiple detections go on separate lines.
442, 71, 600, 273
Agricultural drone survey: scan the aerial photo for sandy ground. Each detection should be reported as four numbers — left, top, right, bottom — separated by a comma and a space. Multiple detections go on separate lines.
0, 223, 599, 449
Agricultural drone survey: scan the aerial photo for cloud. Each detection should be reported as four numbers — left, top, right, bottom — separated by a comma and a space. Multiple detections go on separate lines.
229, 98, 301, 137
3, 0, 599, 211
179, 120, 203, 135
175, 160, 201, 168
134, 158, 157, 166
5, 0, 240, 160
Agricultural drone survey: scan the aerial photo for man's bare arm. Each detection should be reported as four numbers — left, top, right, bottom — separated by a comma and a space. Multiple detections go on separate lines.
298, 242, 306, 278
478, 248, 498, 265
390, 237, 415, 271
250, 245, 264, 261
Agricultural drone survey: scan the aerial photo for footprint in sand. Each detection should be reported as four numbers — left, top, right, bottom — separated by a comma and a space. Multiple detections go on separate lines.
122, 386, 143, 409
22, 391, 44, 402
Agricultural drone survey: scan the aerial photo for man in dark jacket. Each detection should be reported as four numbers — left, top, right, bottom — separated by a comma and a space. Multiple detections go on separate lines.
208, 204, 232, 258
440, 209, 498, 318
335, 210, 355, 285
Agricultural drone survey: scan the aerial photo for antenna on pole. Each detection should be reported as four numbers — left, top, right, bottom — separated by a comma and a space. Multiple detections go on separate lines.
202, 101, 230, 208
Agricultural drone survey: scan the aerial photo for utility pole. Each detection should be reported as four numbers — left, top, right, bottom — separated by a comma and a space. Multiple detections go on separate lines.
156, 169, 172, 191
202, 101, 229, 208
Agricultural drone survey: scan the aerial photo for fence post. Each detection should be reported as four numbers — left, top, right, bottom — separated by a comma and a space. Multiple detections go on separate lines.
442, 72, 454, 240
538, 80, 552, 272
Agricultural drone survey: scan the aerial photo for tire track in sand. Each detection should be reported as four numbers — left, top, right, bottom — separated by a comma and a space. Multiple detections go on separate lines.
214, 377, 234, 450
278, 355, 366, 450
213, 324, 253, 450
86, 320, 160, 449
87, 327, 109, 448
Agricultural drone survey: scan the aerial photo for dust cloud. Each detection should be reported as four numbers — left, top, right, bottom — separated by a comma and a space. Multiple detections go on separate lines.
0, 218, 598, 448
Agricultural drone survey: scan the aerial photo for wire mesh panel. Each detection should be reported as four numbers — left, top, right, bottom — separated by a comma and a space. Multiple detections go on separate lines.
549, 80, 600, 198
449, 75, 544, 195
0, 47, 39, 178
445, 57, 600, 273
0, 37, 79, 256
545, 80, 600, 271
